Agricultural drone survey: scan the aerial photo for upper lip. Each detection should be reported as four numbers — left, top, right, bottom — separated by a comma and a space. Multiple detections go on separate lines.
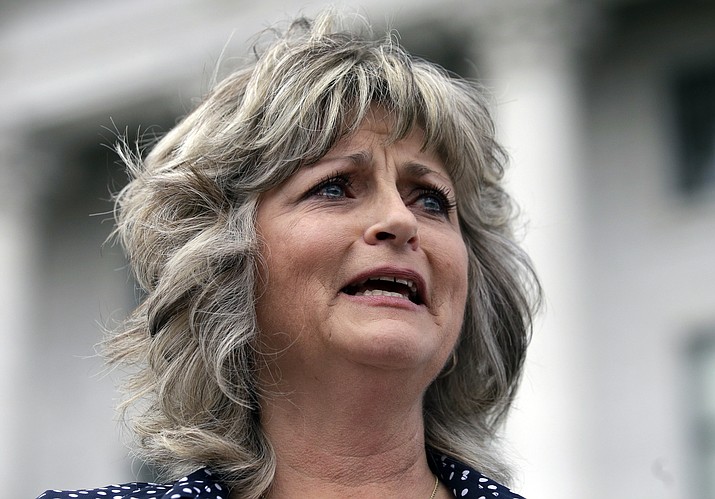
341, 266, 428, 305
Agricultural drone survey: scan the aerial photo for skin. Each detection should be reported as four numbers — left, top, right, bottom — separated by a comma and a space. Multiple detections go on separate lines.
251, 109, 469, 499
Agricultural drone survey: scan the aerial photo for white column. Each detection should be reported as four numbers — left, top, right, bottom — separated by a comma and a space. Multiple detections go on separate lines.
472, 1, 597, 497
0, 131, 42, 495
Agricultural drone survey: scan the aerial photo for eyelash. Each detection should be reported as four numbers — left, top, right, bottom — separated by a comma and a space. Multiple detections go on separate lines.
308, 172, 353, 199
307, 172, 457, 217
414, 185, 457, 216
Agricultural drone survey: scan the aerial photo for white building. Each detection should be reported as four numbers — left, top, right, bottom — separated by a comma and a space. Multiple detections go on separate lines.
2, 1, 714, 497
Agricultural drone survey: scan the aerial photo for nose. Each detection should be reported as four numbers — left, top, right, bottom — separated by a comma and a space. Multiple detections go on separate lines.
363, 190, 420, 250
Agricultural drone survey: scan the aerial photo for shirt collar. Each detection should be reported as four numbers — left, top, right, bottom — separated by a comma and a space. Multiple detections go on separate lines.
427, 448, 526, 498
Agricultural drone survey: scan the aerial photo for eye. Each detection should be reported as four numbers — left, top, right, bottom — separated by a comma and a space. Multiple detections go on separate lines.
413, 186, 457, 217
418, 193, 445, 212
308, 173, 352, 199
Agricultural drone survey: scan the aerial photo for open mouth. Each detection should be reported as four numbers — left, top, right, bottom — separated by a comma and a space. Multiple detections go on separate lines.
342, 276, 422, 305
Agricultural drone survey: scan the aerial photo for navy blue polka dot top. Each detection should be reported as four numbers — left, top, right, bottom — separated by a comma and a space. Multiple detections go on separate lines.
38, 450, 525, 498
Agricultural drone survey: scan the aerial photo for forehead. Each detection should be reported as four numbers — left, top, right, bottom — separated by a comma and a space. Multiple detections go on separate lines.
359, 106, 399, 136
323, 129, 451, 184
321, 109, 451, 178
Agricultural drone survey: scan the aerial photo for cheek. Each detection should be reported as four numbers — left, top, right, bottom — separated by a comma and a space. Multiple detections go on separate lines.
445, 243, 469, 348
450, 238, 470, 292
254, 218, 349, 321
450, 246, 470, 336
255, 218, 295, 333
258, 219, 314, 282
254, 236, 309, 355
263, 222, 348, 285
432, 236, 470, 308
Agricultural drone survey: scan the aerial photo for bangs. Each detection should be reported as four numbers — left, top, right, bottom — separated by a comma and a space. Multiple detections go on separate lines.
242, 30, 478, 188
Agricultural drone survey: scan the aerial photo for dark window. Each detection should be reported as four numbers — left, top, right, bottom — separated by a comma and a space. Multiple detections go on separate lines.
393, 21, 474, 79
687, 332, 715, 497
673, 63, 715, 195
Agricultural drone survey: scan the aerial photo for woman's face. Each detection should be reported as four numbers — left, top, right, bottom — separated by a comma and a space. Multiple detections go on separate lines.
255, 110, 469, 387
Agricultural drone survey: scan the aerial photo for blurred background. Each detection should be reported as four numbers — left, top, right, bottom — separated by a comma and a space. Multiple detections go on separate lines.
1, 0, 714, 497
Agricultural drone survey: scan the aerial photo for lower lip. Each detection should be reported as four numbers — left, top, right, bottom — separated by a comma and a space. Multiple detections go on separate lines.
340, 292, 423, 311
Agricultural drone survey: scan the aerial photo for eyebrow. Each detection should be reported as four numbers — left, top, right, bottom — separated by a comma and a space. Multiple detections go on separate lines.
318, 151, 453, 185
310, 150, 371, 168
404, 162, 455, 190
404, 162, 443, 179
345, 151, 374, 166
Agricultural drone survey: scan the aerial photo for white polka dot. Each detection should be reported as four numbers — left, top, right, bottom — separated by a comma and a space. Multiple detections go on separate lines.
461, 489, 469, 497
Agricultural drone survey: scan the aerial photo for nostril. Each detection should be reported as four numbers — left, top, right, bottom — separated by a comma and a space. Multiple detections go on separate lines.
375, 231, 395, 241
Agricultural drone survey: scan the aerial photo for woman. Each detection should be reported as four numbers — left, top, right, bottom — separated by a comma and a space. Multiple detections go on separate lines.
39, 11, 539, 499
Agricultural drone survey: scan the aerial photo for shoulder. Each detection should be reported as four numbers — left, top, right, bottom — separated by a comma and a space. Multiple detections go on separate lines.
37, 468, 228, 499
429, 450, 526, 499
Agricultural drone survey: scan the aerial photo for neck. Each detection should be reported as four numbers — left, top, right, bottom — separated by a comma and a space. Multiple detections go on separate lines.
256, 363, 441, 498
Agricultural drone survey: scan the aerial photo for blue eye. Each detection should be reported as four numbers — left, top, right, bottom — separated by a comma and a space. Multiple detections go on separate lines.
418, 193, 445, 212
414, 187, 456, 217
309, 174, 352, 199
317, 182, 346, 198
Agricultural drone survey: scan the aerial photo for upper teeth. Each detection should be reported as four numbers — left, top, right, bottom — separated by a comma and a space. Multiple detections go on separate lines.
363, 276, 418, 295
356, 289, 407, 298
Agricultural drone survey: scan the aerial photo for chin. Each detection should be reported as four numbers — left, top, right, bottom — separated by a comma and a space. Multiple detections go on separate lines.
339, 326, 445, 373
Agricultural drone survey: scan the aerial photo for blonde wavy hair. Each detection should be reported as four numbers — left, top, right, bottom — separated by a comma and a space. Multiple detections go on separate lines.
109, 11, 540, 497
